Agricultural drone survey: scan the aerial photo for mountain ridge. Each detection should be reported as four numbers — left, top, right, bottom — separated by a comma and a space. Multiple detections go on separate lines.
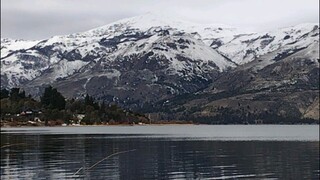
1, 13, 319, 122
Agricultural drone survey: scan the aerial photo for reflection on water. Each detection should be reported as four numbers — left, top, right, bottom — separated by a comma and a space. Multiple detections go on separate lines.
1, 125, 319, 141
1, 126, 319, 179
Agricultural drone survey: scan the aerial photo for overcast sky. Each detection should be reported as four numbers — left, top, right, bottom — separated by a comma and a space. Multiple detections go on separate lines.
1, 0, 319, 40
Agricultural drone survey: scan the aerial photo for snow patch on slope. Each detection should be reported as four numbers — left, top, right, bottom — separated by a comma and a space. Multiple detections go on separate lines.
1, 38, 40, 57
51, 60, 90, 80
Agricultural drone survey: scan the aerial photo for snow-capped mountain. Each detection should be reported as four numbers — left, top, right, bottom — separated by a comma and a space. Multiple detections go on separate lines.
216, 23, 319, 64
1, 13, 242, 109
1, 13, 319, 111
1, 13, 239, 88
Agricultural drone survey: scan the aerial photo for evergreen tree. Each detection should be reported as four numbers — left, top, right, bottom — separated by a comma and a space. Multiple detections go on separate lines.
0, 89, 9, 99
9, 88, 20, 101
41, 86, 66, 110
84, 94, 99, 109
18, 90, 26, 99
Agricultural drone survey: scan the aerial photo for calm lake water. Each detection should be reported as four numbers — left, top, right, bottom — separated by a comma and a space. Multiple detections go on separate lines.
1, 125, 319, 179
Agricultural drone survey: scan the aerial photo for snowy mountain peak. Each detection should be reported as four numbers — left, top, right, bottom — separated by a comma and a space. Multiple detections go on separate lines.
81, 12, 242, 43
89, 12, 237, 32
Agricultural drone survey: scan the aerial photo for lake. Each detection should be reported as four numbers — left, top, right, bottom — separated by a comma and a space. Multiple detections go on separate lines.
1, 125, 319, 179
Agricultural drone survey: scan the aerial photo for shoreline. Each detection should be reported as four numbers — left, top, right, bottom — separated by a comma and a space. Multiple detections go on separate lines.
1, 119, 318, 128
1, 123, 319, 129
0, 121, 196, 128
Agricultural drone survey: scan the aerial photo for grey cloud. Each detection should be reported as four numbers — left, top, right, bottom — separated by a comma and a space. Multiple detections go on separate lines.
1, 0, 319, 40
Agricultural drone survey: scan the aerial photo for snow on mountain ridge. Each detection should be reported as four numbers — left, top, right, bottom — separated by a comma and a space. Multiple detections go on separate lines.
86, 13, 238, 34
1, 13, 318, 90
1, 38, 41, 58
1, 13, 238, 89
109, 32, 235, 74
74, 13, 243, 47
217, 23, 319, 64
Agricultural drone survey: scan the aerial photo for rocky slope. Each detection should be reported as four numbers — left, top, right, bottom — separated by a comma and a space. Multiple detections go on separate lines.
153, 30, 319, 122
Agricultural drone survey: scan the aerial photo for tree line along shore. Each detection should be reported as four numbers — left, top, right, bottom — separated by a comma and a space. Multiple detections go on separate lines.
0, 86, 154, 127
